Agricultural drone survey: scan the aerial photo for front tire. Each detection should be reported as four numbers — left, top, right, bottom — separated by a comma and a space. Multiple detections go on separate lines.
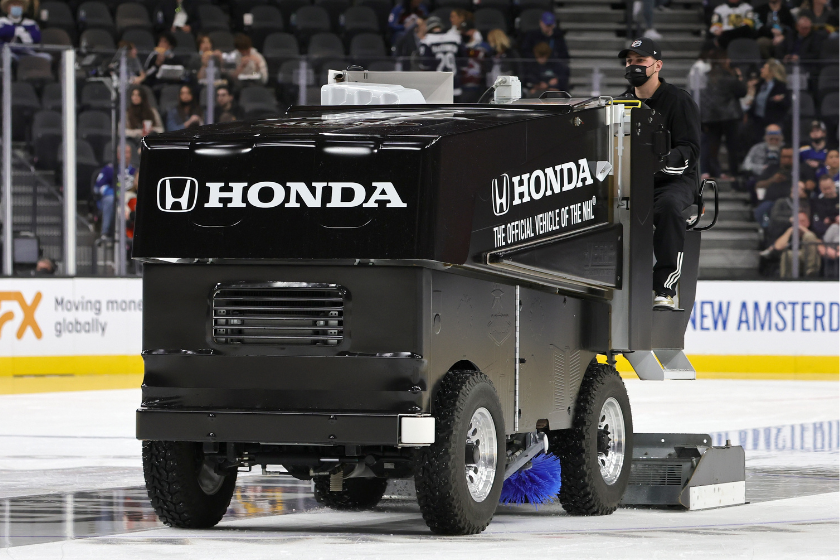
551, 362, 633, 515
414, 370, 505, 535
142, 441, 237, 528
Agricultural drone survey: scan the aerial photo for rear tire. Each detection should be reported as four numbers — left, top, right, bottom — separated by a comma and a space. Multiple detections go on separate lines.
313, 476, 388, 510
414, 370, 505, 535
550, 362, 633, 515
142, 441, 237, 528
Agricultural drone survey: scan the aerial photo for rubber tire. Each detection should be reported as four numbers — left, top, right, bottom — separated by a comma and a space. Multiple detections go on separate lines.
414, 370, 506, 535
550, 362, 633, 515
142, 440, 238, 528
313, 476, 388, 510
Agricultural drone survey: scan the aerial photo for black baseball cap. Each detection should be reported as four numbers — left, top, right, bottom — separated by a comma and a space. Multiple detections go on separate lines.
618, 37, 662, 60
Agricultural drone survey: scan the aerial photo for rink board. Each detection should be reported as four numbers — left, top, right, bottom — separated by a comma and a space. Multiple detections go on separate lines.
0, 278, 837, 377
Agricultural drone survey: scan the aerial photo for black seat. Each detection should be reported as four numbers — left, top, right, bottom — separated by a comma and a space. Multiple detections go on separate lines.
116, 2, 153, 33
239, 85, 280, 118
293, 5, 332, 44
727, 37, 761, 73
516, 8, 542, 34
431, 7, 453, 23
367, 59, 396, 71
341, 6, 379, 40
474, 0, 511, 13
40, 1, 78, 42
349, 32, 384, 65
158, 84, 182, 116
354, 0, 391, 34
264, 32, 300, 77
172, 29, 197, 54
81, 82, 114, 112
197, 4, 230, 32
121, 28, 156, 53
436, 0, 471, 9
474, 7, 507, 34
40, 28, 74, 46
80, 28, 117, 51
275, 0, 311, 29
16, 56, 55, 87
208, 30, 236, 52
58, 139, 99, 201
77, 2, 116, 36
308, 31, 344, 59
817, 65, 839, 103
514, 0, 550, 11
249, 5, 286, 50
11, 82, 41, 141
78, 110, 112, 160
798, 91, 816, 119
820, 91, 838, 135
32, 110, 63, 170
41, 82, 66, 111
819, 36, 838, 61
315, 0, 350, 31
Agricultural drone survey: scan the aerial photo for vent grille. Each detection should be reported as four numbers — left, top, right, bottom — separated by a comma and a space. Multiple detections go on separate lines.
212, 283, 345, 346
628, 461, 684, 486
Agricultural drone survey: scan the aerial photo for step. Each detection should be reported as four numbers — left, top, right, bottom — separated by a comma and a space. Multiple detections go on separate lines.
698, 249, 761, 279
714, 201, 752, 222
557, 6, 701, 24
699, 229, 762, 250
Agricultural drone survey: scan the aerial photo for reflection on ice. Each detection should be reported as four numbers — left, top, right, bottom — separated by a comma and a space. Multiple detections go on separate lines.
711, 420, 840, 452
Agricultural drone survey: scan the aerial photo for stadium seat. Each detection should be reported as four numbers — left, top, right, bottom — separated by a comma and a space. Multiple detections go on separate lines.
316, 0, 351, 31
208, 30, 236, 52
249, 5, 285, 50
238, 85, 280, 118
817, 65, 839, 103
40, 28, 73, 47
819, 36, 838, 61
278, 58, 314, 101
58, 139, 99, 201
431, 7, 453, 24
101, 138, 140, 165
293, 5, 332, 44
367, 59, 396, 71
80, 28, 117, 51
40, 1, 78, 42
513, 0, 550, 12
121, 28, 156, 53
81, 82, 113, 112
158, 84, 182, 115
115, 2, 153, 33
308, 32, 345, 59
11, 82, 41, 142
516, 8, 542, 33
32, 110, 63, 170
349, 32, 385, 65
77, 2, 116, 36
341, 6, 379, 40
474, 7, 507, 34
727, 37, 761, 73
820, 91, 838, 136
435, 0, 471, 9
16, 56, 55, 87
355, 0, 392, 33
231, 0, 271, 30
473, 0, 511, 12
78, 110, 112, 160
172, 30, 197, 53
197, 4, 230, 32
41, 83, 66, 112
798, 91, 816, 119
264, 32, 300, 78
276, 0, 312, 29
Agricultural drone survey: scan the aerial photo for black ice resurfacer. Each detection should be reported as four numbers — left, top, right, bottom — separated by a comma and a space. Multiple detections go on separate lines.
134, 93, 743, 535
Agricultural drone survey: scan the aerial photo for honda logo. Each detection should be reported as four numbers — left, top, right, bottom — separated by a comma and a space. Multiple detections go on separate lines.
491, 174, 510, 216
157, 177, 198, 212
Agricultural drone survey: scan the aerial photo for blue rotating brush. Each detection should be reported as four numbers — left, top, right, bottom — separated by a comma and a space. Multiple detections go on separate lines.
499, 452, 562, 506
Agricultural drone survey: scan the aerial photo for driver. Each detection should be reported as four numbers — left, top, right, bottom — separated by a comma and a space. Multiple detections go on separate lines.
618, 38, 701, 310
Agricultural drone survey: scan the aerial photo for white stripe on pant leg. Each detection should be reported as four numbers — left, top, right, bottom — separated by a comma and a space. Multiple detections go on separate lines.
665, 252, 683, 290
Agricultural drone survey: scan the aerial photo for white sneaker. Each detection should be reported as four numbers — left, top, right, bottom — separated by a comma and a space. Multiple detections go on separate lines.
644, 28, 663, 39
653, 293, 675, 310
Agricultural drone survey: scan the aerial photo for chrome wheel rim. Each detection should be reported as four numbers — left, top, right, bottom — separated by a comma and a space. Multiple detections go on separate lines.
464, 407, 497, 502
197, 461, 225, 495
597, 397, 625, 485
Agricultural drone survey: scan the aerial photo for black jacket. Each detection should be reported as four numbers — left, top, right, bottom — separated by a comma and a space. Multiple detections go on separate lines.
754, 3, 795, 38
623, 78, 701, 193
700, 69, 747, 123
747, 78, 790, 127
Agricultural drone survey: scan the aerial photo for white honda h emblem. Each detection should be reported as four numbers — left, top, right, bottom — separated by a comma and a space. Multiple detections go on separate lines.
157, 177, 198, 212
491, 174, 510, 216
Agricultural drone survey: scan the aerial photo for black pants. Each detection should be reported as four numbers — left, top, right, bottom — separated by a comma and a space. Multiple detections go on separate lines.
653, 182, 695, 297
702, 120, 740, 177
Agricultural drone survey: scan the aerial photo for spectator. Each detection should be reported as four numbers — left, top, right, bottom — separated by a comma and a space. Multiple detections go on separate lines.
633, 0, 668, 40
766, 211, 822, 277
741, 124, 784, 182
388, 0, 428, 46
524, 42, 568, 98
486, 29, 521, 80
458, 20, 490, 102
214, 85, 244, 123
811, 174, 839, 238
819, 215, 839, 275
743, 59, 789, 140
815, 149, 839, 182
801, 120, 830, 171
166, 85, 203, 131
753, 145, 815, 226
154, 0, 200, 34
709, 0, 756, 49
143, 32, 184, 87
195, 34, 223, 82
687, 44, 715, 95
417, 16, 462, 97
33, 257, 55, 275
449, 9, 471, 32
700, 50, 747, 179
775, 14, 825, 81
754, 0, 794, 58
94, 144, 137, 240
125, 86, 164, 138
118, 41, 147, 85
520, 12, 570, 62
0, 0, 40, 46
226, 34, 267, 86
799, 0, 832, 30
394, 16, 425, 60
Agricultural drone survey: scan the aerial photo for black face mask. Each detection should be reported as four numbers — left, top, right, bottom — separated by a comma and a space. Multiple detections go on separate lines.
625, 63, 654, 87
